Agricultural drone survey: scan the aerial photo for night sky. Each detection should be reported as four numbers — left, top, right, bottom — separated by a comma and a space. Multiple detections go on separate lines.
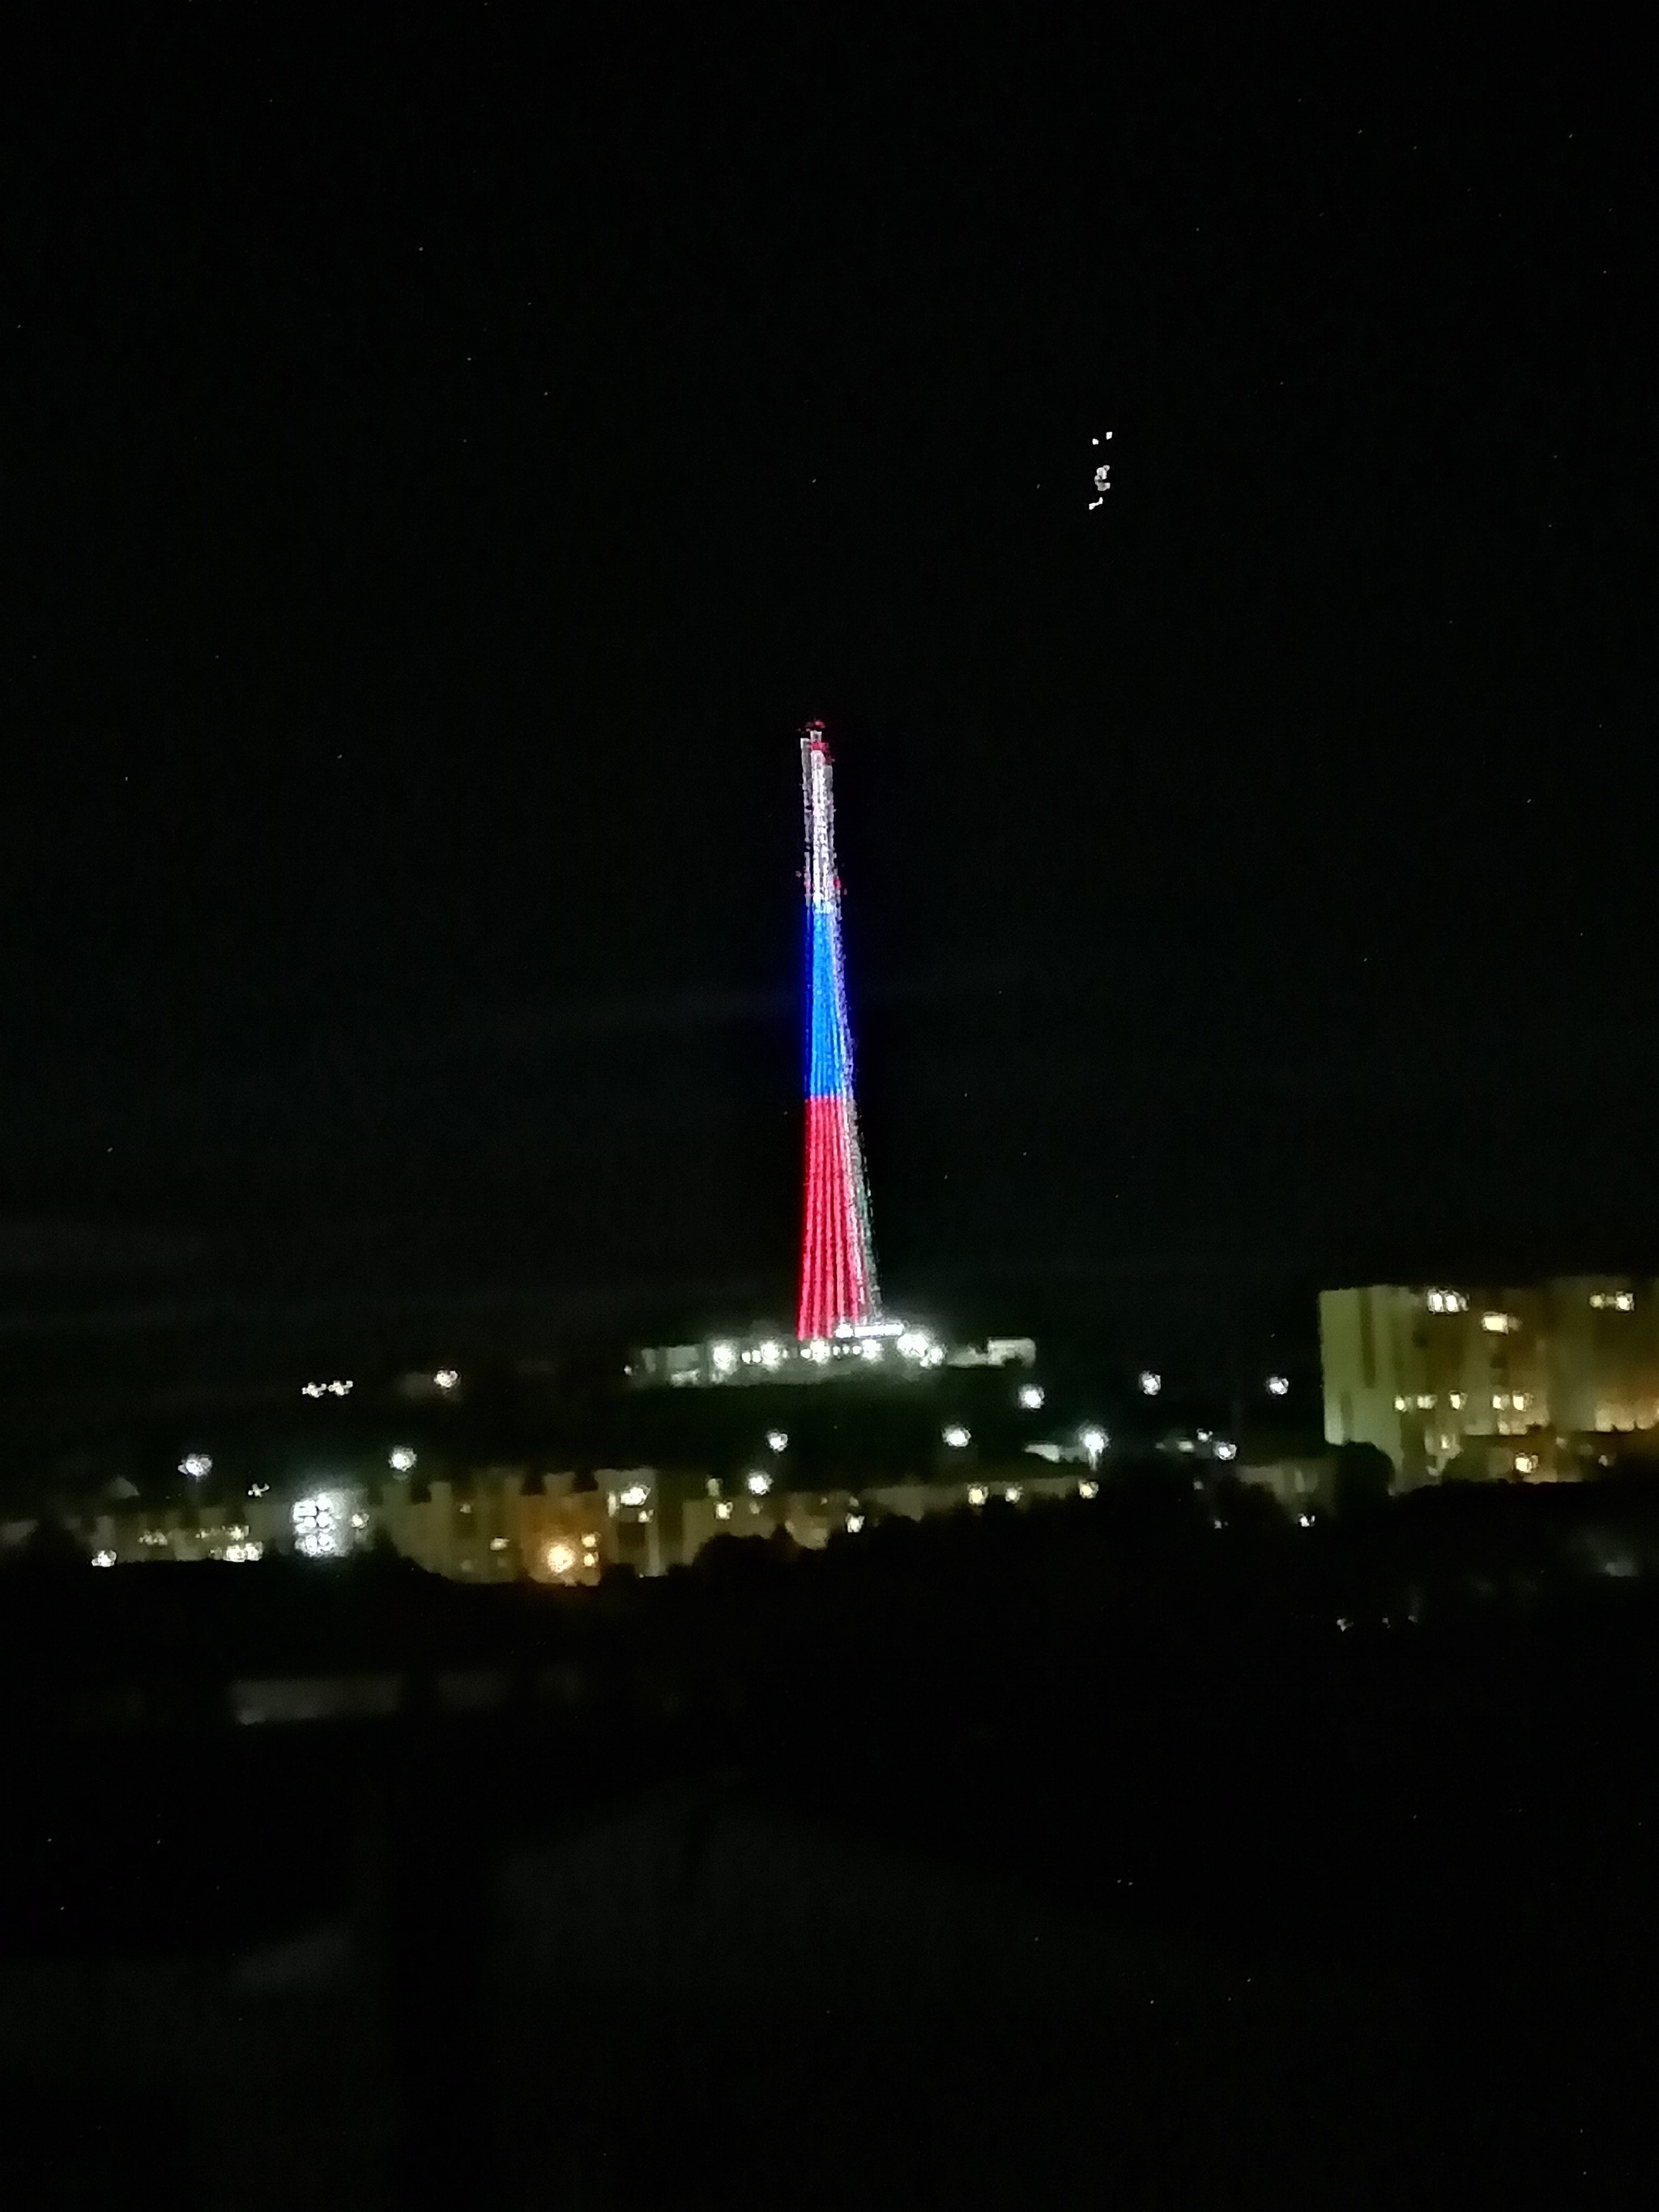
2, 17, 1653, 1370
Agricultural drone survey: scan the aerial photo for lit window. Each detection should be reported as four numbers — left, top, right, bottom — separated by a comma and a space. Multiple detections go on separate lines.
1450, 1393, 1465, 1410
714, 1501, 732, 1520
1515, 1454, 1537, 1475
1417, 1395, 1435, 1411
618, 1483, 650, 1507
1425, 1289, 1468, 1315
846, 1512, 865, 1533
710, 1342, 736, 1377
1481, 1313, 1517, 1334
1394, 1396, 1408, 1412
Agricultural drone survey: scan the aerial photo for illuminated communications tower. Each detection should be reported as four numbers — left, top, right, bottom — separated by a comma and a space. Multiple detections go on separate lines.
797, 722, 881, 1340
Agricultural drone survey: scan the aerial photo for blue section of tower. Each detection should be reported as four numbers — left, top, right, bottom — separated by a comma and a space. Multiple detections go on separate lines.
806, 905, 853, 1102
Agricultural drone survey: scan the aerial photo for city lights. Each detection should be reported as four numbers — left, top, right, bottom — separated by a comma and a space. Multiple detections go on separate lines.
942, 1425, 971, 1448
1481, 1313, 1518, 1335
1017, 1383, 1045, 1411
222, 1541, 263, 1564
846, 1511, 865, 1533
292, 1492, 352, 1559
897, 1328, 932, 1360
1079, 1426, 1107, 1467
1213, 1440, 1238, 1462
711, 1342, 736, 1376
1139, 1370, 1162, 1396
1425, 1289, 1468, 1314
92, 1550, 117, 1568
178, 1453, 212, 1480
389, 1447, 416, 1473
1077, 1479, 1099, 1500
1266, 1374, 1290, 1397
301, 1380, 353, 1399
715, 1500, 733, 1519
545, 1541, 577, 1576
618, 1483, 650, 1508
766, 1430, 788, 1453
433, 1369, 458, 1391
746, 1470, 773, 1496
1004, 1484, 1022, 1503
759, 1339, 783, 1369
967, 1484, 987, 1507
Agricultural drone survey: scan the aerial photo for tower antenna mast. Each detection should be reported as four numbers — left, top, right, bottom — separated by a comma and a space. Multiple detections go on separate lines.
797, 722, 881, 1340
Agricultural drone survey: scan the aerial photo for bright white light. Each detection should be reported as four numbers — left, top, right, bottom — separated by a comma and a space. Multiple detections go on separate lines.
1450, 1392, 1465, 1410
942, 1425, 971, 1449
1077, 1479, 1099, 1500
759, 1340, 783, 1370
714, 1500, 733, 1520
92, 1549, 117, 1568
1080, 1426, 1107, 1466
745, 1470, 772, 1496
618, 1483, 650, 1508
897, 1328, 932, 1360
766, 1430, 788, 1454
223, 1541, 263, 1563
389, 1447, 416, 1473
292, 1491, 352, 1559
1004, 1485, 1022, 1503
1266, 1375, 1290, 1397
859, 1338, 885, 1362
1213, 1440, 1238, 1463
1017, 1384, 1045, 1411
846, 1512, 865, 1533
1515, 1454, 1537, 1475
490, 1536, 509, 1551
178, 1453, 212, 1480
1138, 1370, 1162, 1396
248, 1482, 270, 1498
1425, 1289, 1468, 1314
546, 1541, 577, 1575
967, 1484, 987, 1507
301, 1383, 323, 1399
1298, 1513, 1313, 1528
434, 1369, 458, 1390
803, 1338, 831, 1365
349, 1511, 369, 1530
1480, 1313, 1517, 1335
923, 1345, 946, 1367
710, 1342, 736, 1376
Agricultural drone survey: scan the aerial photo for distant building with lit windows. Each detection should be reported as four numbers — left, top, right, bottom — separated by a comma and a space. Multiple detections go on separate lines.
1320, 1278, 1659, 1482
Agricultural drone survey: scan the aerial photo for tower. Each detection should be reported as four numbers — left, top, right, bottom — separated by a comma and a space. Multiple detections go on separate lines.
797, 722, 881, 1340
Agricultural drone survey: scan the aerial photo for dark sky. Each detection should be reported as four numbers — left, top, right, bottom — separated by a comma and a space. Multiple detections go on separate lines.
1, 15, 1653, 1360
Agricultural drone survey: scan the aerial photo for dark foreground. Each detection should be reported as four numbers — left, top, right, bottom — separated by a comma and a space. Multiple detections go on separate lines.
4, 1485, 1659, 2207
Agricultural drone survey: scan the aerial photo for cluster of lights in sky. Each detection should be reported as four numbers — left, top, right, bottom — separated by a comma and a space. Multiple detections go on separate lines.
1089, 431, 1113, 509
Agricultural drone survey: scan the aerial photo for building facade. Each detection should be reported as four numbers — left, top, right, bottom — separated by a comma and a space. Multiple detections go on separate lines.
1320, 1277, 1659, 1481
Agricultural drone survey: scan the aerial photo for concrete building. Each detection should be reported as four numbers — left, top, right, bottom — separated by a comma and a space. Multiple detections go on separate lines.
67, 1459, 1102, 1579
1319, 1277, 1659, 1482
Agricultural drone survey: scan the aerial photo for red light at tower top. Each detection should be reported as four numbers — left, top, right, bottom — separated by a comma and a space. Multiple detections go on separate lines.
797, 722, 881, 1341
